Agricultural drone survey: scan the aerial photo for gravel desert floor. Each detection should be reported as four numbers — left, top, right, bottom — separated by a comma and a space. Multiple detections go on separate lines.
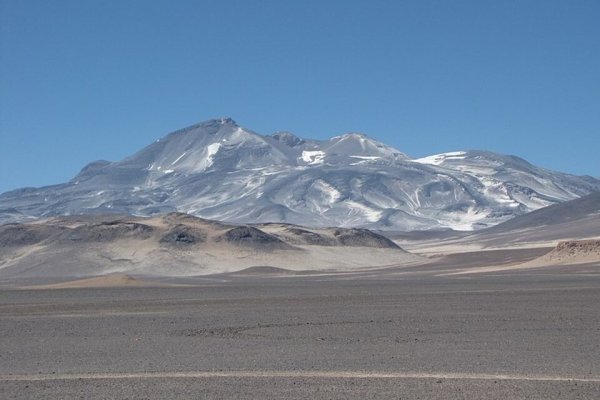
1, 260, 599, 399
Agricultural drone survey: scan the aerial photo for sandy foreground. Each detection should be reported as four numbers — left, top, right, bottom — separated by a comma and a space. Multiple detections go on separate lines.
4, 236, 599, 289
1, 263, 600, 399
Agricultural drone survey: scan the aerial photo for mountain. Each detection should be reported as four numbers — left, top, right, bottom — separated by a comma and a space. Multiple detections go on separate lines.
391, 191, 600, 255
1, 118, 599, 230
0, 213, 419, 280
481, 191, 600, 234
467, 191, 600, 246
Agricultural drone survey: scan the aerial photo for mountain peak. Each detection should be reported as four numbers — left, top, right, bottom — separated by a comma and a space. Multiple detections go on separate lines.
270, 131, 306, 147
331, 132, 369, 141
217, 117, 237, 125
201, 117, 238, 127
162, 117, 239, 140
327, 132, 408, 159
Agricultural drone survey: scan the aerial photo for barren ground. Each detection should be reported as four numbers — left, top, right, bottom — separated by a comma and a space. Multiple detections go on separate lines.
1, 256, 599, 399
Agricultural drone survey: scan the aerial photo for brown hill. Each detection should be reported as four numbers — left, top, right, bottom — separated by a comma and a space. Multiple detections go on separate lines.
0, 213, 421, 281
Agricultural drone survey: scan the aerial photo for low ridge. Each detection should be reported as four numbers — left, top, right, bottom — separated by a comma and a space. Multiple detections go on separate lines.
0, 214, 420, 280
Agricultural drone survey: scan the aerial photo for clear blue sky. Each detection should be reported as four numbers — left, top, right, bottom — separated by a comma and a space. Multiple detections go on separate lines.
1, 0, 599, 193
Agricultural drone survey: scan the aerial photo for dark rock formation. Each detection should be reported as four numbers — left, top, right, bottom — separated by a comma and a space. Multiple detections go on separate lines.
160, 224, 206, 245
221, 226, 293, 250
333, 228, 400, 249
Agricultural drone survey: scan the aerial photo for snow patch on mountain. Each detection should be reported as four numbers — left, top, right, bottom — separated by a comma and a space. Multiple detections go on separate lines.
205, 143, 221, 166
311, 180, 341, 206
171, 152, 187, 165
413, 151, 467, 165
345, 200, 383, 223
301, 150, 326, 165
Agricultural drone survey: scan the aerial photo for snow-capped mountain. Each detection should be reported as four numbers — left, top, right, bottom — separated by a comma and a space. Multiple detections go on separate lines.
1, 118, 599, 230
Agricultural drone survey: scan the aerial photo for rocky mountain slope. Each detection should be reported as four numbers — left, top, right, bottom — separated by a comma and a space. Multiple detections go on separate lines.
1, 118, 598, 230
466, 191, 600, 247
392, 191, 600, 256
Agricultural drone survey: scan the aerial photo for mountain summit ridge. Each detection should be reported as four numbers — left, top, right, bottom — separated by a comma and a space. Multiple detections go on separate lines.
1, 118, 599, 230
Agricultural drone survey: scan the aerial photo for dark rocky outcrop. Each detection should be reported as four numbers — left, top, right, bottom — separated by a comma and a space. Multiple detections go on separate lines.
63, 221, 154, 242
554, 239, 600, 256
221, 226, 293, 250
284, 227, 335, 246
0, 224, 62, 247
160, 224, 206, 245
333, 228, 400, 249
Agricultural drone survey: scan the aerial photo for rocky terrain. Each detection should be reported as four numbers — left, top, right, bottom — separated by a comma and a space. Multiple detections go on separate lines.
539, 239, 600, 265
391, 191, 600, 255
0, 213, 418, 282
